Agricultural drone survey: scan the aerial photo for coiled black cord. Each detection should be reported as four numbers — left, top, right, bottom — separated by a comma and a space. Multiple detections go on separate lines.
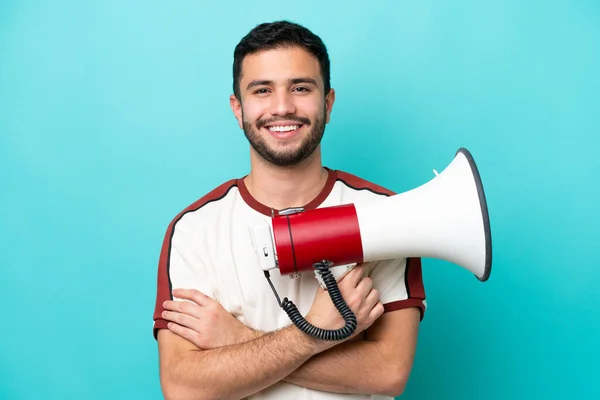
264, 261, 357, 341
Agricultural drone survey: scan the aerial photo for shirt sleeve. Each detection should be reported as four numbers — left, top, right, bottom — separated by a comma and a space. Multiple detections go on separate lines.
366, 257, 427, 320
152, 215, 216, 339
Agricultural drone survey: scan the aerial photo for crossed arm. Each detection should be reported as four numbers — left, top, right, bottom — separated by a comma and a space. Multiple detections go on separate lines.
157, 305, 421, 400
282, 306, 420, 395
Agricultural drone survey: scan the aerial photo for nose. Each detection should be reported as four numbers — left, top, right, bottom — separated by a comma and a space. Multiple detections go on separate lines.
270, 90, 296, 117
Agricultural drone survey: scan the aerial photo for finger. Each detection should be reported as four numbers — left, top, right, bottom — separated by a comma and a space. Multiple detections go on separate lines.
163, 300, 202, 318
365, 288, 380, 309
167, 322, 205, 349
172, 288, 212, 306
162, 310, 200, 331
354, 276, 373, 297
340, 264, 365, 287
369, 301, 385, 320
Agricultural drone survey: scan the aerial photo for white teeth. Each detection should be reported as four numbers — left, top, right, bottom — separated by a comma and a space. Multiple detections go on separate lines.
268, 125, 299, 132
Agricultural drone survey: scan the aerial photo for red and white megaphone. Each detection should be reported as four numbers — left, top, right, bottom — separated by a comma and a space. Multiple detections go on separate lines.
250, 147, 492, 341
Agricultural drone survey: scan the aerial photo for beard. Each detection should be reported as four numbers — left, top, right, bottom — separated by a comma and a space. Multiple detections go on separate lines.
242, 108, 326, 167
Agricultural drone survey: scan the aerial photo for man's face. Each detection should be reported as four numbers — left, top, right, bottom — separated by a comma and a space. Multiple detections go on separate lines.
230, 46, 335, 167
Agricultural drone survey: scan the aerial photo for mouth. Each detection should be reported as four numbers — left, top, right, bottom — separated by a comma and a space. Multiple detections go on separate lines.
262, 123, 305, 139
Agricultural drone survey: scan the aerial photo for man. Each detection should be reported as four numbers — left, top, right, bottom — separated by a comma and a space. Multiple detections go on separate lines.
152, 20, 427, 400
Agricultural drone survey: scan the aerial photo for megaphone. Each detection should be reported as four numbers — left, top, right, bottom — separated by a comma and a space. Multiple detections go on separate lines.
250, 147, 492, 341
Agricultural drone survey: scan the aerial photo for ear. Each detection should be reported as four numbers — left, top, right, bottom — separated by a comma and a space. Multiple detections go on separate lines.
325, 88, 336, 124
230, 94, 243, 129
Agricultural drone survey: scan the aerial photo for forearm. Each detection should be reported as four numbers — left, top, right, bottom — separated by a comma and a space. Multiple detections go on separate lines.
283, 339, 403, 396
241, 323, 402, 395
161, 325, 324, 400
237, 330, 383, 394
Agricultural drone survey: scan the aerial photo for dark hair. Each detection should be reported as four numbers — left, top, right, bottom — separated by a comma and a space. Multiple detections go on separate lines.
232, 20, 330, 100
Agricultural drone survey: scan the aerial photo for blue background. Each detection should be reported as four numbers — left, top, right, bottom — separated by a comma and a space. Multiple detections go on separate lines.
1, 1, 599, 399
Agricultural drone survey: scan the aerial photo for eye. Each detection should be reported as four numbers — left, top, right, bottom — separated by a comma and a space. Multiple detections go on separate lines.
253, 88, 270, 95
293, 86, 310, 93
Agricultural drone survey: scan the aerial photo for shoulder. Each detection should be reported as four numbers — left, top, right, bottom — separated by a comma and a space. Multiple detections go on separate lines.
163, 178, 240, 233
333, 169, 396, 197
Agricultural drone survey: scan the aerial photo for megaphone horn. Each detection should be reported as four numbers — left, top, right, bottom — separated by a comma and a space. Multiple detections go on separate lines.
250, 147, 492, 341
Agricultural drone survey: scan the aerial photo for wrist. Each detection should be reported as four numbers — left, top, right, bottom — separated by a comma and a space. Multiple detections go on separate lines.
242, 327, 265, 342
289, 323, 339, 354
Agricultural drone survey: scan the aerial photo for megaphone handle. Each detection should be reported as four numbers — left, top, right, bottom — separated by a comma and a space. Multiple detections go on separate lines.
263, 261, 358, 341
315, 263, 356, 290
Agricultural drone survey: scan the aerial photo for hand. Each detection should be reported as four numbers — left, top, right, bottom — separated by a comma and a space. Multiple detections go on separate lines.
305, 264, 384, 345
162, 288, 259, 349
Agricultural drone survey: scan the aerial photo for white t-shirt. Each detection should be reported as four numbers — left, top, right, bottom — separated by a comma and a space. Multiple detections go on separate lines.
153, 167, 427, 400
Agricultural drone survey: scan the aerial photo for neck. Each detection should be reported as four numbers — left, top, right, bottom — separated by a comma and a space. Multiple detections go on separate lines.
244, 147, 329, 211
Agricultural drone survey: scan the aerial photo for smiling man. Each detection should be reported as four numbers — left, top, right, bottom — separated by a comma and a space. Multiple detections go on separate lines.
153, 20, 427, 400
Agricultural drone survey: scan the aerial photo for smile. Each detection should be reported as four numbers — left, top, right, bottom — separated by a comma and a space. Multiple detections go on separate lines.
267, 125, 300, 132
263, 123, 304, 140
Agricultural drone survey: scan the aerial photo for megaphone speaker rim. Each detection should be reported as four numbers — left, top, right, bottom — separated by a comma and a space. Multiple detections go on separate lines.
456, 147, 493, 282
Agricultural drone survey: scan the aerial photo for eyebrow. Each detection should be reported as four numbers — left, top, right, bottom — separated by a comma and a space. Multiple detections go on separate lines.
246, 77, 318, 90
